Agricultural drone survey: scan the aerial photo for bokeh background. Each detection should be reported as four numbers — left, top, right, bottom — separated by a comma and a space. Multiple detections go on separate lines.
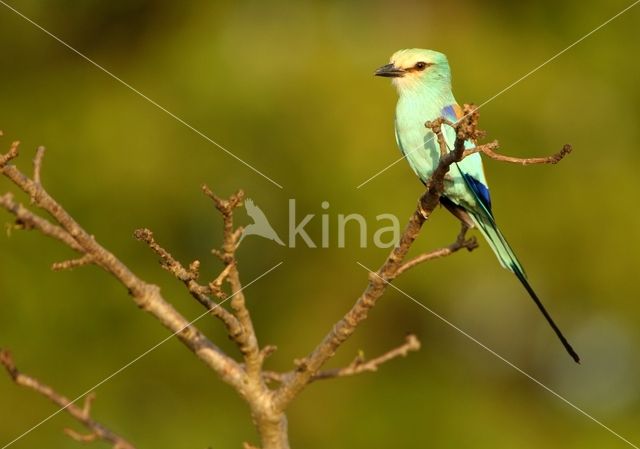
1, 1, 639, 448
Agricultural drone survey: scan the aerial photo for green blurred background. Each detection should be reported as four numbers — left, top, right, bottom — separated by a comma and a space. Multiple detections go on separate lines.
1, 1, 639, 447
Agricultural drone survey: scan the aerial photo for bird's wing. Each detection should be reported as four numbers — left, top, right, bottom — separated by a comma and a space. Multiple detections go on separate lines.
439, 105, 579, 363
440, 104, 492, 213
440, 103, 520, 271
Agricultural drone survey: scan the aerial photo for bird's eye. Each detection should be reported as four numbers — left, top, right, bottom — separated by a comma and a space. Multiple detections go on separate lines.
415, 62, 428, 70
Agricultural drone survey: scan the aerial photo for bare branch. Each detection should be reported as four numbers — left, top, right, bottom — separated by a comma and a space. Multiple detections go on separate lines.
464, 142, 572, 165
272, 103, 572, 411
133, 228, 243, 339
313, 334, 421, 381
0, 140, 19, 167
209, 262, 234, 299
461, 140, 499, 159
0, 349, 136, 449
0, 143, 246, 395
0, 113, 572, 449
64, 428, 99, 443
0, 192, 84, 252
265, 335, 421, 384
1, 141, 289, 448
272, 106, 481, 411
395, 227, 478, 278
202, 185, 244, 261
33, 145, 45, 186
52, 254, 94, 271
203, 186, 263, 381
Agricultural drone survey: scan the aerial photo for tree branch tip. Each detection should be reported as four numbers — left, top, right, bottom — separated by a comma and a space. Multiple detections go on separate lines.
202, 186, 246, 213
424, 117, 451, 133
133, 228, 153, 242
404, 334, 421, 351
33, 146, 46, 184
260, 345, 278, 360
82, 392, 96, 417
233, 226, 244, 239
201, 184, 217, 199
51, 254, 94, 271
188, 260, 201, 277
293, 358, 308, 371
0, 141, 20, 167
0, 348, 18, 379
211, 248, 226, 262
34, 145, 46, 163
556, 144, 573, 161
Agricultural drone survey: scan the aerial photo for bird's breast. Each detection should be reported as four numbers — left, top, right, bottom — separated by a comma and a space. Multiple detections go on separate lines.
395, 109, 441, 183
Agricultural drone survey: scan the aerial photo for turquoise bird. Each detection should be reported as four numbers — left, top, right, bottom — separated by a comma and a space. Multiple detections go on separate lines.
375, 48, 579, 363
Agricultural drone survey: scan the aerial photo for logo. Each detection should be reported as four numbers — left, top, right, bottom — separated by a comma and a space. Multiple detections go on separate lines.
238, 199, 285, 246
239, 199, 400, 249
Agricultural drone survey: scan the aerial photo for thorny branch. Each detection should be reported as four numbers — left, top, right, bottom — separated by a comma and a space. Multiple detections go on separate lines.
0, 107, 571, 449
0, 350, 135, 449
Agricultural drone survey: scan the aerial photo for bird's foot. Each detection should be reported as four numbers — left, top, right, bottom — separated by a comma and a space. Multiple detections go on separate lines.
455, 223, 479, 251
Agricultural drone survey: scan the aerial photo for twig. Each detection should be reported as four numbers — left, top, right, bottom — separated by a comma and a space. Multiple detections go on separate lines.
395, 226, 478, 278
464, 141, 572, 165
133, 228, 243, 339
0, 349, 136, 449
0, 138, 288, 448
313, 334, 421, 381
52, 254, 95, 271
271, 104, 571, 411
264, 335, 421, 384
209, 263, 234, 299
0, 141, 247, 395
272, 106, 480, 411
0, 112, 572, 449
202, 186, 263, 381
0, 192, 84, 252
33, 146, 45, 185
0, 140, 19, 166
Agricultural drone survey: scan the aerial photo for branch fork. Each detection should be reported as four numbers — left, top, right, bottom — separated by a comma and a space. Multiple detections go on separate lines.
0, 108, 572, 449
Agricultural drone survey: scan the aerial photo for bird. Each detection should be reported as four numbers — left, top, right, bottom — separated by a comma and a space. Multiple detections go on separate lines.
238, 198, 285, 246
375, 48, 579, 363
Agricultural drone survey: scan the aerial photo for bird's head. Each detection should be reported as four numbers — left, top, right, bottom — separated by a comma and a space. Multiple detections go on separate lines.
374, 48, 451, 94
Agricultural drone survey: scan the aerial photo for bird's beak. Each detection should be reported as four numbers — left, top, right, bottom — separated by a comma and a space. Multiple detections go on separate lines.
374, 63, 406, 78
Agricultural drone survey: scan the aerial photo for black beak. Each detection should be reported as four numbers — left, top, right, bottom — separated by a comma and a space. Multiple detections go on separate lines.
374, 63, 405, 78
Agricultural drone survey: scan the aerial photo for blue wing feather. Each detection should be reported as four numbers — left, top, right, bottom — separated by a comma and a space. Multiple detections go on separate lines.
440, 104, 494, 214
462, 174, 493, 213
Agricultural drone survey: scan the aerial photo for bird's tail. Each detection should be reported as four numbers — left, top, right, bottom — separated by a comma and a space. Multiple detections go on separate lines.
469, 210, 580, 363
